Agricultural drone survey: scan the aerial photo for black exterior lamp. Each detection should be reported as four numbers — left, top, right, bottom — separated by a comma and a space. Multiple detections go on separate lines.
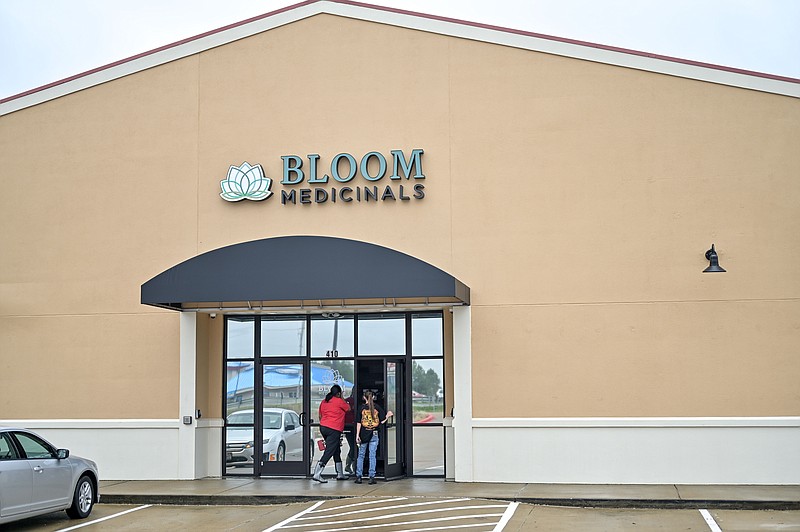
703, 244, 726, 273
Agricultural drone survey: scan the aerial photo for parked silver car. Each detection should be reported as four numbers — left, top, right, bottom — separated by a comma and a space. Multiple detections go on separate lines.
226, 409, 303, 466
0, 427, 99, 525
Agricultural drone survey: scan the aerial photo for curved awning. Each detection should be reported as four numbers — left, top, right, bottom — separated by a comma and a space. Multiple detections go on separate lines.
141, 236, 470, 311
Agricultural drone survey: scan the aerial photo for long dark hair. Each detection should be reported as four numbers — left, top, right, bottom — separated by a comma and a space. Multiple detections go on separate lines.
363, 390, 376, 416
325, 384, 342, 402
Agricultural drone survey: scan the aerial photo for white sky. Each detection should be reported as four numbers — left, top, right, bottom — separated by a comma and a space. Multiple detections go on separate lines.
1, 0, 799, 100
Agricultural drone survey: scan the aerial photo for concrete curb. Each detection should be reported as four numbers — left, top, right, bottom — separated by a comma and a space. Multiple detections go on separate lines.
99, 494, 800, 511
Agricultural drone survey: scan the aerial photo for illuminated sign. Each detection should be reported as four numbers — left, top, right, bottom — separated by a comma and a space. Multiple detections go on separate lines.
220, 149, 425, 205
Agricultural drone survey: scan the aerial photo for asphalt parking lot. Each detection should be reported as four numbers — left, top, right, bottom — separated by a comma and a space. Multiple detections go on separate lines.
2, 499, 800, 531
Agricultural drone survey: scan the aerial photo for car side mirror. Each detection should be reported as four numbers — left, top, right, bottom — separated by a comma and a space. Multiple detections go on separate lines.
56, 449, 70, 459
285, 424, 295, 431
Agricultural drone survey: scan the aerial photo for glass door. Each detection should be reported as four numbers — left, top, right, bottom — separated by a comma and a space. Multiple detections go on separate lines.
257, 316, 311, 476
383, 358, 405, 479
258, 363, 308, 475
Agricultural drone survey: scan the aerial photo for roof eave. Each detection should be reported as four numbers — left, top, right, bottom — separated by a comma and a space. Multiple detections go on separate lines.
2, 0, 798, 116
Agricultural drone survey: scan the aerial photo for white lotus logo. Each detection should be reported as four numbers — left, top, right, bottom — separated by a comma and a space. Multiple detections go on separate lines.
220, 162, 272, 201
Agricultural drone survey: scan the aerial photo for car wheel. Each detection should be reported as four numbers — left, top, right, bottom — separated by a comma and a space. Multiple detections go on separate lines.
66, 475, 94, 519
277, 442, 286, 461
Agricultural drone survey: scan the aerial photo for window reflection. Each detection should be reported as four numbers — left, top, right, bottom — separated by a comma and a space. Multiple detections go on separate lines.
358, 315, 404, 356
227, 317, 255, 359
311, 315, 354, 358
263, 364, 304, 462
261, 318, 306, 357
226, 361, 255, 415
311, 360, 355, 422
412, 314, 443, 356
411, 359, 443, 421
412, 426, 444, 476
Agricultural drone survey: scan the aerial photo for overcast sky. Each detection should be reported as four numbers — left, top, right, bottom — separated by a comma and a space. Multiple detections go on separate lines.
1, 0, 798, 100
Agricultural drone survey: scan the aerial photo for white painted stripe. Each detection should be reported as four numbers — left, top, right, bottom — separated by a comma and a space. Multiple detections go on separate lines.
308, 497, 408, 512
263, 500, 325, 532
699, 509, 723, 532
292, 503, 507, 525
55, 504, 152, 531
285, 513, 505, 531
387, 525, 494, 532
493, 502, 519, 531
299, 498, 473, 520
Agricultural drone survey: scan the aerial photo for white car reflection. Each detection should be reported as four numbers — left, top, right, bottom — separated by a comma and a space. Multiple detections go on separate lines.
226, 409, 303, 466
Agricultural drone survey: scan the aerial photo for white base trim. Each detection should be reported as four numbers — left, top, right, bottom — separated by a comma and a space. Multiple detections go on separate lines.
0, 419, 223, 480
3, 416, 797, 483
470, 417, 800, 485
474, 417, 800, 428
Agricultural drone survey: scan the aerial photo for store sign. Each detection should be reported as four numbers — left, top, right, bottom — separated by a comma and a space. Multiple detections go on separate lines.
220, 149, 425, 205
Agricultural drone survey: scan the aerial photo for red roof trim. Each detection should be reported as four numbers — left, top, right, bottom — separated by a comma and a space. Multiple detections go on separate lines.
345, 0, 800, 83
2, 0, 797, 104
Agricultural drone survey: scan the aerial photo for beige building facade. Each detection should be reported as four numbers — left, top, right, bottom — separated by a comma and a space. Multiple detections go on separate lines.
1, 1, 799, 483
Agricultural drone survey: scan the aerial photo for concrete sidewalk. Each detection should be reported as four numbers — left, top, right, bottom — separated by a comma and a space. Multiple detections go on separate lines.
98, 478, 800, 510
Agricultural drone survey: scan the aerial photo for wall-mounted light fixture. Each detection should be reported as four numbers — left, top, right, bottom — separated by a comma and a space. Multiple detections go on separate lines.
703, 244, 726, 273
322, 312, 341, 318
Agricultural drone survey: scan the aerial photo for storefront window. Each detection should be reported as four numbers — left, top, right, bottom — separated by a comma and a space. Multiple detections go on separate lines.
261, 317, 306, 357
311, 360, 355, 420
224, 311, 445, 478
226, 361, 256, 415
226, 317, 255, 359
358, 315, 405, 356
225, 362, 256, 476
412, 313, 443, 356
311, 315, 354, 358
412, 426, 444, 476
411, 359, 443, 420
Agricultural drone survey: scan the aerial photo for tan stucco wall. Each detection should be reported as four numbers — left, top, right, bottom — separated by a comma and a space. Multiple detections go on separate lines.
1, 14, 798, 420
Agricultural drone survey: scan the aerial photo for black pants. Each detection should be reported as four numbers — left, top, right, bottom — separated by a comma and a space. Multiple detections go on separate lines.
344, 425, 356, 463
319, 426, 342, 465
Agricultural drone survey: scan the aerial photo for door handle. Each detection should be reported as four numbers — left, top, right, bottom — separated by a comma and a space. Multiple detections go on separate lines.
33, 466, 43, 473
299, 412, 306, 426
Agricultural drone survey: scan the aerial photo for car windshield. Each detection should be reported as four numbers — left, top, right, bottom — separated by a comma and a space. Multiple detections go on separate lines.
263, 413, 282, 429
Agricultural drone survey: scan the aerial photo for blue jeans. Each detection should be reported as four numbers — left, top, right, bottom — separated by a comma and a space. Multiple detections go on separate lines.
356, 433, 379, 478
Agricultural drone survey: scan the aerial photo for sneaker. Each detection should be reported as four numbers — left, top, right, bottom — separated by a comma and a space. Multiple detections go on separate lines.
354, 477, 362, 484
368, 477, 376, 485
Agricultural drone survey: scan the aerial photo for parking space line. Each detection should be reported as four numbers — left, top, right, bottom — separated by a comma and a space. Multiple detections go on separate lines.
287, 514, 503, 532
55, 505, 152, 531
286, 513, 505, 531
299, 498, 474, 521
289, 503, 507, 527
492, 501, 518, 531
263, 501, 325, 532
699, 509, 723, 532
385, 525, 495, 532
308, 497, 409, 512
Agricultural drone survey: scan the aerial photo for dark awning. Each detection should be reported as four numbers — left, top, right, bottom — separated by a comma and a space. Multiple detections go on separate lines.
141, 236, 470, 311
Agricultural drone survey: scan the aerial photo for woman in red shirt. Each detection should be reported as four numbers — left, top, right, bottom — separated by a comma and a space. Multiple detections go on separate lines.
312, 384, 351, 483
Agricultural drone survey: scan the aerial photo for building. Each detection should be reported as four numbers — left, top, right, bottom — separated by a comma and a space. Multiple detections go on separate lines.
1, 0, 798, 484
